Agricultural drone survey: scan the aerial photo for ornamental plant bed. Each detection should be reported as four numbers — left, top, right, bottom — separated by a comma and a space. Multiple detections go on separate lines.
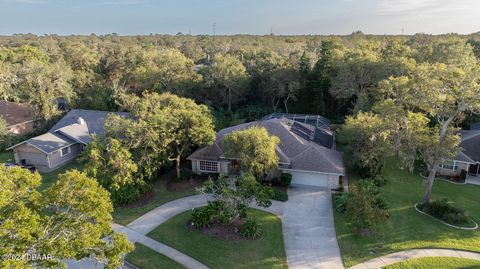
420, 171, 466, 184
187, 220, 254, 241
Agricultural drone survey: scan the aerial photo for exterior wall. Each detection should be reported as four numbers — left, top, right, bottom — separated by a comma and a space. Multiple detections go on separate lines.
328, 174, 340, 189
7, 121, 37, 135
48, 143, 82, 170
13, 143, 49, 170
437, 161, 469, 176
219, 162, 229, 174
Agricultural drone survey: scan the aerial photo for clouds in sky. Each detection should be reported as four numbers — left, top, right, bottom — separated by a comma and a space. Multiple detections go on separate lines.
0, 0, 479, 35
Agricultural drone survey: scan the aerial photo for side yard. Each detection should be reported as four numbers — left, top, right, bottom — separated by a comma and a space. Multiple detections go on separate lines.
113, 169, 205, 226
335, 159, 480, 267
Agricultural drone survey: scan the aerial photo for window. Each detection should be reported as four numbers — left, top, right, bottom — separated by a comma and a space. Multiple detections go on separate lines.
441, 161, 458, 170
61, 146, 71, 157
199, 161, 219, 172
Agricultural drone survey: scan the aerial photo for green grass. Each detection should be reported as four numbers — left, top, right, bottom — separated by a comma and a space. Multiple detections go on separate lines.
0, 150, 84, 190
125, 243, 186, 269
0, 151, 14, 163
113, 177, 197, 226
39, 161, 85, 190
384, 257, 480, 269
147, 208, 287, 269
335, 159, 480, 267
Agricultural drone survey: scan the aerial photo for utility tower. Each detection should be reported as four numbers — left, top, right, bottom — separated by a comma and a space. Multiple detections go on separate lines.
213, 22, 216, 36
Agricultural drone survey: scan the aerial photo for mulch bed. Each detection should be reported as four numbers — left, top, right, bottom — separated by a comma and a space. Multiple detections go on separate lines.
167, 176, 205, 192
187, 220, 253, 241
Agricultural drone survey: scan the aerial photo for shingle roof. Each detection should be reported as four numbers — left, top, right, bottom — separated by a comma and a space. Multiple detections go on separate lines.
54, 123, 91, 144
455, 130, 480, 163
9, 109, 130, 153
188, 118, 344, 175
24, 132, 76, 154
0, 101, 36, 127
50, 109, 130, 136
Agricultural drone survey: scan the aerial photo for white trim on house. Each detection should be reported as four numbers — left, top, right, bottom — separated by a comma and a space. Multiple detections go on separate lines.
279, 168, 344, 176
198, 160, 220, 173
60, 146, 71, 157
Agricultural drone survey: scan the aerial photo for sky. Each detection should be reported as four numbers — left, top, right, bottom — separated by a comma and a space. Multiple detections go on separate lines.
0, 0, 479, 36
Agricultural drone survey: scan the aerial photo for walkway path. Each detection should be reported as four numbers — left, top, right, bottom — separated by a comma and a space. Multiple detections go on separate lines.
349, 249, 480, 269
69, 188, 341, 269
467, 176, 480, 186
284, 186, 343, 269
112, 223, 210, 269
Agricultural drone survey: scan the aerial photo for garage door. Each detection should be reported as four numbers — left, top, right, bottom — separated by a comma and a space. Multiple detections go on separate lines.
289, 171, 329, 187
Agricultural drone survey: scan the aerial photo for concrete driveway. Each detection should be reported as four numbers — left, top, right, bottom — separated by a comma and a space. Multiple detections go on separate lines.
283, 186, 344, 269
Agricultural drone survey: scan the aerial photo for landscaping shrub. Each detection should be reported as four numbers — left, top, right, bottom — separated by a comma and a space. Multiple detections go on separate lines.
110, 184, 142, 206
191, 207, 213, 229
372, 175, 386, 186
272, 188, 288, 201
334, 192, 352, 213
460, 169, 467, 181
179, 167, 192, 180
240, 218, 263, 238
280, 173, 292, 187
418, 199, 468, 225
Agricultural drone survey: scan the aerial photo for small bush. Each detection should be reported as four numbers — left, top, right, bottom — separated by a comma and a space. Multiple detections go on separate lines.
334, 192, 352, 213
272, 188, 288, 201
191, 207, 213, 229
180, 168, 192, 180
372, 175, 386, 186
460, 169, 467, 181
418, 199, 468, 225
240, 218, 263, 238
280, 173, 292, 187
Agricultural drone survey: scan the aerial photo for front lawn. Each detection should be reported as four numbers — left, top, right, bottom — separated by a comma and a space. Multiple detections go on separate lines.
384, 257, 480, 269
39, 161, 85, 190
335, 159, 480, 267
125, 243, 186, 269
113, 169, 203, 225
147, 208, 287, 269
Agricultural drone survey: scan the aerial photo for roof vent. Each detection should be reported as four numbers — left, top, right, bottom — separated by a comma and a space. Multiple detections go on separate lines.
77, 117, 86, 125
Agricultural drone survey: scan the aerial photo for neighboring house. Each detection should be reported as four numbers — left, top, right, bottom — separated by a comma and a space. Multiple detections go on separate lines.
7, 109, 129, 172
438, 129, 480, 176
187, 114, 344, 189
0, 100, 39, 135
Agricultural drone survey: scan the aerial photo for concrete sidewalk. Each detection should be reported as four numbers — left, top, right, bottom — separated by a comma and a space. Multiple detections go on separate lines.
349, 248, 480, 269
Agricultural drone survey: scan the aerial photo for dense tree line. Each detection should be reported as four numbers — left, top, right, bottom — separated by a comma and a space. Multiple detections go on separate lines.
2, 33, 480, 126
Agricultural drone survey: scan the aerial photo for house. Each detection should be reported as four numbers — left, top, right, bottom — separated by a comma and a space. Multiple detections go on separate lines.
438, 130, 480, 176
7, 109, 129, 172
0, 100, 39, 135
187, 114, 344, 189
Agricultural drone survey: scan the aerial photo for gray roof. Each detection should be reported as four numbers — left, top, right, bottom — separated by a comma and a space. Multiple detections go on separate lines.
50, 109, 130, 136
23, 132, 76, 154
454, 130, 480, 163
9, 109, 129, 153
188, 118, 344, 175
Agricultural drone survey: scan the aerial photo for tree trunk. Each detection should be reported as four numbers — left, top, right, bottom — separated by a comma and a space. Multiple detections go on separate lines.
227, 88, 232, 114
176, 156, 181, 179
422, 166, 436, 204
422, 122, 450, 203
